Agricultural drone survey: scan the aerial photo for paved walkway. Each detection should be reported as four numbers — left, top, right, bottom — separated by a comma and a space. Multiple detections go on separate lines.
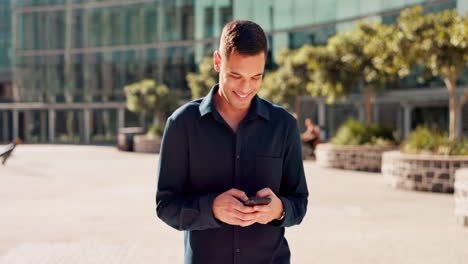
0, 145, 467, 263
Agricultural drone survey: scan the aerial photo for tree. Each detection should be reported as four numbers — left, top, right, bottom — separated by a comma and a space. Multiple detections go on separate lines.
124, 79, 179, 129
307, 45, 357, 102
260, 46, 314, 120
309, 22, 399, 125
186, 56, 218, 100
395, 6, 468, 140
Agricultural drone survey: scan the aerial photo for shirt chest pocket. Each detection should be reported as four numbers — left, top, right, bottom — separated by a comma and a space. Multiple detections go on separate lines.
252, 156, 283, 194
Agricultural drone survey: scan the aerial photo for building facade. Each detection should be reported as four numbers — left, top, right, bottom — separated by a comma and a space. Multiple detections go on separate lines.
0, 0, 12, 103
0, 0, 467, 143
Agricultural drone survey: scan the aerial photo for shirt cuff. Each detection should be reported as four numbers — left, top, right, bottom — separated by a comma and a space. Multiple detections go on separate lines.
198, 193, 222, 229
268, 196, 291, 227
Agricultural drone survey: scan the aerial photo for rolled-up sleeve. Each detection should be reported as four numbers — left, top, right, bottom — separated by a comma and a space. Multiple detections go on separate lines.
156, 116, 221, 231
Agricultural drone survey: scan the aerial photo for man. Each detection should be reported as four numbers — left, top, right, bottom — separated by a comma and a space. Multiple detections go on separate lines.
156, 20, 308, 264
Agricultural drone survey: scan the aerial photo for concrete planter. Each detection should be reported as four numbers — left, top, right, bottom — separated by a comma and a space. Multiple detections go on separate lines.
133, 135, 162, 153
382, 151, 468, 193
455, 169, 468, 227
116, 127, 144, 151
315, 143, 396, 172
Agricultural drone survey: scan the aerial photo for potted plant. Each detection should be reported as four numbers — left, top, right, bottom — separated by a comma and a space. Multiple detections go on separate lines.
382, 126, 468, 193
316, 119, 397, 172
381, 6, 468, 193
124, 79, 179, 153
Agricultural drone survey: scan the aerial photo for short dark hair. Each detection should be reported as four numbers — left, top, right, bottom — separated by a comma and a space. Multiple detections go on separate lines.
220, 20, 267, 59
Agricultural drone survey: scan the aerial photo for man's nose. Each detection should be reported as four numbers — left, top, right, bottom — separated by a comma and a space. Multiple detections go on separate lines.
238, 80, 253, 93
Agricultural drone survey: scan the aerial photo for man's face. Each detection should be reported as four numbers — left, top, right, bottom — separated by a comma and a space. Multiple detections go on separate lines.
213, 50, 265, 112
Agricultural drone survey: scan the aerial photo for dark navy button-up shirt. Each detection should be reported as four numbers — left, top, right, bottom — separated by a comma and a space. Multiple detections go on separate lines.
156, 84, 308, 264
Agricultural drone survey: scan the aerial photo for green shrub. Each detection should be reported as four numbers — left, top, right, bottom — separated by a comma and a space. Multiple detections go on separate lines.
402, 126, 468, 155
146, 123, 165, 138
331, 119, 395, 146
331, 119, 367, 145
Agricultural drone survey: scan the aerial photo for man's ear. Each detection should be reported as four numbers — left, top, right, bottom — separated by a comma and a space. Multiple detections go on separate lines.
213, 51, 221, 73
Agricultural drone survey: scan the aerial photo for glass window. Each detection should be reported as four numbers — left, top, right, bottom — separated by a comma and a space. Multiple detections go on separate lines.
204, 7, 214, 38
145, 8, 158, 43
72, 11, 83, 48
314, 0, 337, 23
294, 0, 315, 26
424, 1, 457, 14
382, 0, 407, 10
219, 5, 232, 27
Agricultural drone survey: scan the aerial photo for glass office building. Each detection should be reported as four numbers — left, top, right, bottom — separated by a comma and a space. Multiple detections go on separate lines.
0, 0, 467, 143
0, 0, 12, 102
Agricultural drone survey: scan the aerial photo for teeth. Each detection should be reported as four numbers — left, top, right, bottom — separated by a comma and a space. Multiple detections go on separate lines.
236, 92, 248, 98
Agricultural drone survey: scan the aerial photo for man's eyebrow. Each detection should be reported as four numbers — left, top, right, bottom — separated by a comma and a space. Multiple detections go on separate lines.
230, 71, 264, 77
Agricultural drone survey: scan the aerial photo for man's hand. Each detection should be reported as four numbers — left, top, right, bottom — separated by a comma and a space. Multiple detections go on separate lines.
213, 188, 257, 227
252, 188, 284, 224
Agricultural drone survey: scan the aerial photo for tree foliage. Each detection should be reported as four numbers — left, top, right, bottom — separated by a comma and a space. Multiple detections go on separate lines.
308, 22, 399, 125
124, 79, 179, 127
260, 47, 314, 118
394, 6, 468, 140
186, 56, 218, 100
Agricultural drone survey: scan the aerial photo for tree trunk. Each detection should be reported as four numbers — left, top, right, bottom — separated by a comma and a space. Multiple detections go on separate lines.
445, 76, 458, 141
294, 95, 301, 122
363, 85, 373, 125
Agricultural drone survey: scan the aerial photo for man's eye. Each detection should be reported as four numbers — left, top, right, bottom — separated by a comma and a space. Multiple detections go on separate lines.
231, 75, 241, 79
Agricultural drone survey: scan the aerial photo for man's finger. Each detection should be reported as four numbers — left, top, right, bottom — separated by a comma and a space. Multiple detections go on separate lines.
228, 215, 256, 227
234, 204, 257, 213
230, 210, 257, 221
253, 204, 271, 212
239, 219, 256, 227
228, 188, 248, 201
256, 187, 273, 197
226, 197, 256, 213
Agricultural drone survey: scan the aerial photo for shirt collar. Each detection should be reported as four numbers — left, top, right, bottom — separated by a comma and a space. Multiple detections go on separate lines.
199, 84, 270, 121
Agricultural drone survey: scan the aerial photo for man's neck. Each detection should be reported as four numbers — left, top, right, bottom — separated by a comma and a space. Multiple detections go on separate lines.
213, 92, 250, 132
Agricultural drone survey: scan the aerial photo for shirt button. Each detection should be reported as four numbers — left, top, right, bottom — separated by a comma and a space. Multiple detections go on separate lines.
236, 249, 240, 253
236, 155, 240, 160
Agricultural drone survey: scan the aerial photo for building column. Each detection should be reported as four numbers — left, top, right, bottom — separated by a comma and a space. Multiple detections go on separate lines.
194, 1, 205, 63
397, 106, 402, 139
213, 0, 221, 37
23, 110, 31, 142
328, 105, 335, 139
117, 108, 125, 132
40, 111, 47, 142
48, 109, 55, 143
373, 104, 379, 125
139, 112, 145, 128
174, 0, 183, 40
83, 109, 91, 144
156, 2, 167, 81
12, 109, 19, 140
403, 104, 413, 140
317, 100, 326, 139
457, 107, 463, 138
2, 111, 9, 142
357, 103, 365, 124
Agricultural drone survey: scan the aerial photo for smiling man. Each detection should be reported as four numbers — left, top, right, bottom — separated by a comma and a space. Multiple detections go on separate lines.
156, 20, 308, 264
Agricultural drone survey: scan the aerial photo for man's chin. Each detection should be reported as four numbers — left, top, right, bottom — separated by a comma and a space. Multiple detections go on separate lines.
231, 101, 252, 111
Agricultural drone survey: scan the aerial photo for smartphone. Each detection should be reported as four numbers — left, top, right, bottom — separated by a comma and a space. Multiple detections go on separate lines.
243, 197, 272, 206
